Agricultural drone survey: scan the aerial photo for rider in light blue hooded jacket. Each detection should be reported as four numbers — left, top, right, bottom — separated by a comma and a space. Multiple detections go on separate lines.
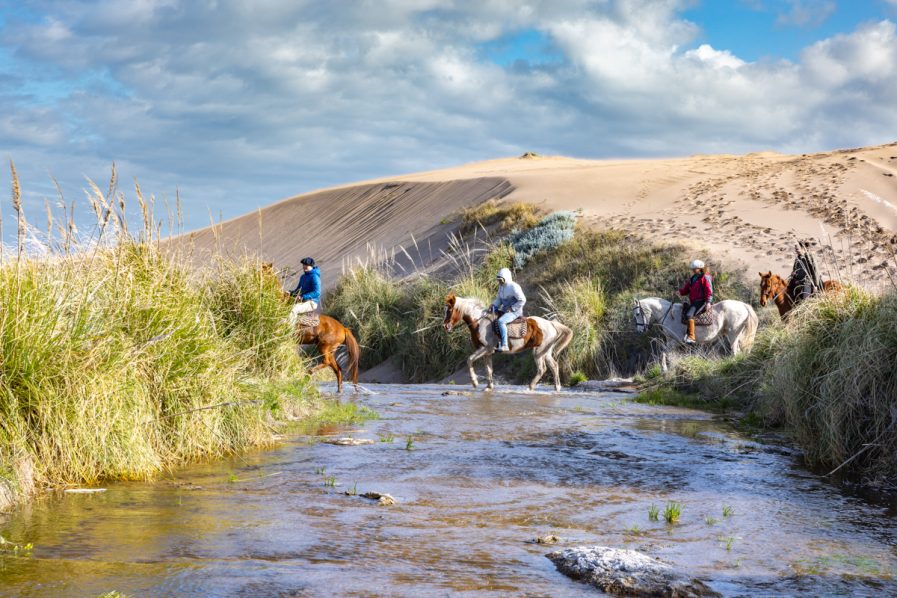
488, 267, 526, 352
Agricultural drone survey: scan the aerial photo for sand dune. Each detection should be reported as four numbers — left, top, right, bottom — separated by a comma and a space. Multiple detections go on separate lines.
183, 141, 897, 288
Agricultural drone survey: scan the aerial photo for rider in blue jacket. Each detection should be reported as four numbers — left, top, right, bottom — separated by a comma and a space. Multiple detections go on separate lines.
289, 257, 322, 322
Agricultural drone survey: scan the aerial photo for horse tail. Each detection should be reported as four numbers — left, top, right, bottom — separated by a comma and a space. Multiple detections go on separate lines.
552, 322, 574, 356
740, 305, 759, 352
343, 327, 360, 385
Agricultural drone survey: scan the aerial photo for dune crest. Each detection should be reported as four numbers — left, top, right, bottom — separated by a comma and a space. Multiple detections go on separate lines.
185, 142, 897, 287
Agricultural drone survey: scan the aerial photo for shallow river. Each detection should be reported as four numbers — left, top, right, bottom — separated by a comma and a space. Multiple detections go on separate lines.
2, 383, 896, 597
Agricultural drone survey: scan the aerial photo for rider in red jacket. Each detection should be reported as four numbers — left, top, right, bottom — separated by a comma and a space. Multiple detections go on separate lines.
678, 259, 713, 344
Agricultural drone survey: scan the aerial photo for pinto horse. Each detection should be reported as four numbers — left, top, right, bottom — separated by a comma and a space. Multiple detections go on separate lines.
758, 272, 843, 320
263, 263, 360, 393
442, 293, 573, 391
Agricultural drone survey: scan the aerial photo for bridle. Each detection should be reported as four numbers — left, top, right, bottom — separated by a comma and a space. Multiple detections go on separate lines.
633, 300, 648, 333
761, 277, 788, 306
634, 298, 676, 334
443, 303, 455, 331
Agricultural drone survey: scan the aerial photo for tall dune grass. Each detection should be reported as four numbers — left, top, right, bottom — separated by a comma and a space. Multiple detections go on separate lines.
657, 286, 897, 479
0, 165, 337, 509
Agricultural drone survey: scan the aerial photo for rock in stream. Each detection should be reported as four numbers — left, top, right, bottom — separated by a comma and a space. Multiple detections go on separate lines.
546, 546, 719, 597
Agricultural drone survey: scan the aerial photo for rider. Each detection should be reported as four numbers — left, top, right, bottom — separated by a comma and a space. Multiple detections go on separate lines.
288, 257, 322, 318
678, 259, 713, 345
488, 267, 526, 352
788, 240, 823, 302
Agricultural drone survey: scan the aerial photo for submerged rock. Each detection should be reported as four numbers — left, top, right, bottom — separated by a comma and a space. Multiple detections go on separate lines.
322, 437, 375, 446
533, 534, 561, 545
360, 491, 396, 506
547, 546, 719, 597
573, 379, 636, 393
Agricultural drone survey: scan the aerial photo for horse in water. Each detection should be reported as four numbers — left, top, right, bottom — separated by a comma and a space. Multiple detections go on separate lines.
758, 272, 843, 320
632, 297, 758, 372
262, 263, 360, 393
290, 311, 360, 393
442, 293, 573, 392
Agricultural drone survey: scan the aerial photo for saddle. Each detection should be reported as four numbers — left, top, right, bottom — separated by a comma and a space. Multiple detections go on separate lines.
681, 302, 715, 327
486, 313, 529, 339
297, 313, 320, 329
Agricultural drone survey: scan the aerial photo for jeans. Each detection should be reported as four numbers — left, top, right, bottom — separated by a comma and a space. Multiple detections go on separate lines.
496, 311, 517, 347
685, 301, 707, 320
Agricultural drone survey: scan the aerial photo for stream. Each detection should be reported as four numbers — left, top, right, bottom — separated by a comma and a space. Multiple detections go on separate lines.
1, 383, 896, 597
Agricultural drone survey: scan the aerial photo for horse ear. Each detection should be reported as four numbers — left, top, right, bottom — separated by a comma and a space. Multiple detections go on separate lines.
766, 271, 772, 277
758, 272, 763, 277
445, 293, 456, 305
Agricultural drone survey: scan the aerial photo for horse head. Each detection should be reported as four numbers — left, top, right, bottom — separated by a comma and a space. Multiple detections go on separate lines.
758, 271, 784, 307
443, 293, 459, 332
632, 298, 649, 334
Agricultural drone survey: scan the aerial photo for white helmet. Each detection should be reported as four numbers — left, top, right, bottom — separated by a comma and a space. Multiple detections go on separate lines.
690, 259, 705, 269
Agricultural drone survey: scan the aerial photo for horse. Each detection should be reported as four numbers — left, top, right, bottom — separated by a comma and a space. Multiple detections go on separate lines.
292, 313, 360, 393
262, 263, 360, 393
758, 272, 843, 320
442, 293, 573, 392
632, 297, 758, 373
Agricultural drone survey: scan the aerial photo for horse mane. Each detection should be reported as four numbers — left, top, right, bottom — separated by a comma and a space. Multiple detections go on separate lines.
453, 295, 485, 319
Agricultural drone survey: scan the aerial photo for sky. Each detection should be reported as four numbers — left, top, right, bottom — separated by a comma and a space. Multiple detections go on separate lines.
2, 0, 897, 235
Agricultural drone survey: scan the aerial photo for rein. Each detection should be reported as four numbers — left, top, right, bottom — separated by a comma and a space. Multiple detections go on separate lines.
659, 299, 677, 326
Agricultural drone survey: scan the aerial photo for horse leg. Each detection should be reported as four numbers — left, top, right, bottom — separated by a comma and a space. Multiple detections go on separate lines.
660, 348, 669, 374
328, 354, 344, 393
467, 347, 488, 389
319, 344, 343, 393
483, 353, 495, 391
547, 353, 561, 392
529, 351, 547, 391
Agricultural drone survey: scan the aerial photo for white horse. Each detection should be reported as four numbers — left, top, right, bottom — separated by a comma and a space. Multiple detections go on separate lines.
632, 297, 758, 372
442, 293, 573, 391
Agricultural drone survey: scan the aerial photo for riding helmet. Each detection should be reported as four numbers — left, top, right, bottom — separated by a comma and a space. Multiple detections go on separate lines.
690, 259, 705, 270
300, 257, 315, 266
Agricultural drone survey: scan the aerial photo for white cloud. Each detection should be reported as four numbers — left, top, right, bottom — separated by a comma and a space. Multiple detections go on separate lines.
0, 0, 896, 233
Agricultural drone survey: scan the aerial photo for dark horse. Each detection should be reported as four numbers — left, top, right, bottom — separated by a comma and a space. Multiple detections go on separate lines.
759, 272, 843, 320
262, 263, 360, 392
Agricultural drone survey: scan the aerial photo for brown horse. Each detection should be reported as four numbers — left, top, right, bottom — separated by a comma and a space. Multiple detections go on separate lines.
263, 263, 360, 392
294, 314, 360, 393
758, 272, 843, 320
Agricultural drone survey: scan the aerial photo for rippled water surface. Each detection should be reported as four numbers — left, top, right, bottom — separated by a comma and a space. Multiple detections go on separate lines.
1, 383, 896, 597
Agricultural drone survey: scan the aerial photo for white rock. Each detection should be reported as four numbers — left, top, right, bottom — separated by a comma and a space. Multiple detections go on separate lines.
547, 546, 719, 597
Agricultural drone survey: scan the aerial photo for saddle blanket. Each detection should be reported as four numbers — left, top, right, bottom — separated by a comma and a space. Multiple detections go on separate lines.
488, 315, 528, 339
297, 313, 320, 328
681, 303, 715, 327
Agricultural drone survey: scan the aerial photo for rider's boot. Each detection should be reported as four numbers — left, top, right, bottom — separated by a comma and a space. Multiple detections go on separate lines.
684, 319, 696, 344
496, 323, 510, 352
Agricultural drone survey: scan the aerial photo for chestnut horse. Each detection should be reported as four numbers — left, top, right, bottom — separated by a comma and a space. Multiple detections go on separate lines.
442, 293, 573, 391
758, 272, 843, 320
293, 313, 360, 393
263, 263, 360, 392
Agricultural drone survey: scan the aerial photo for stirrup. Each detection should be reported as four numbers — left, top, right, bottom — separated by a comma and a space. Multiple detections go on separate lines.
684, 336, 696, 345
